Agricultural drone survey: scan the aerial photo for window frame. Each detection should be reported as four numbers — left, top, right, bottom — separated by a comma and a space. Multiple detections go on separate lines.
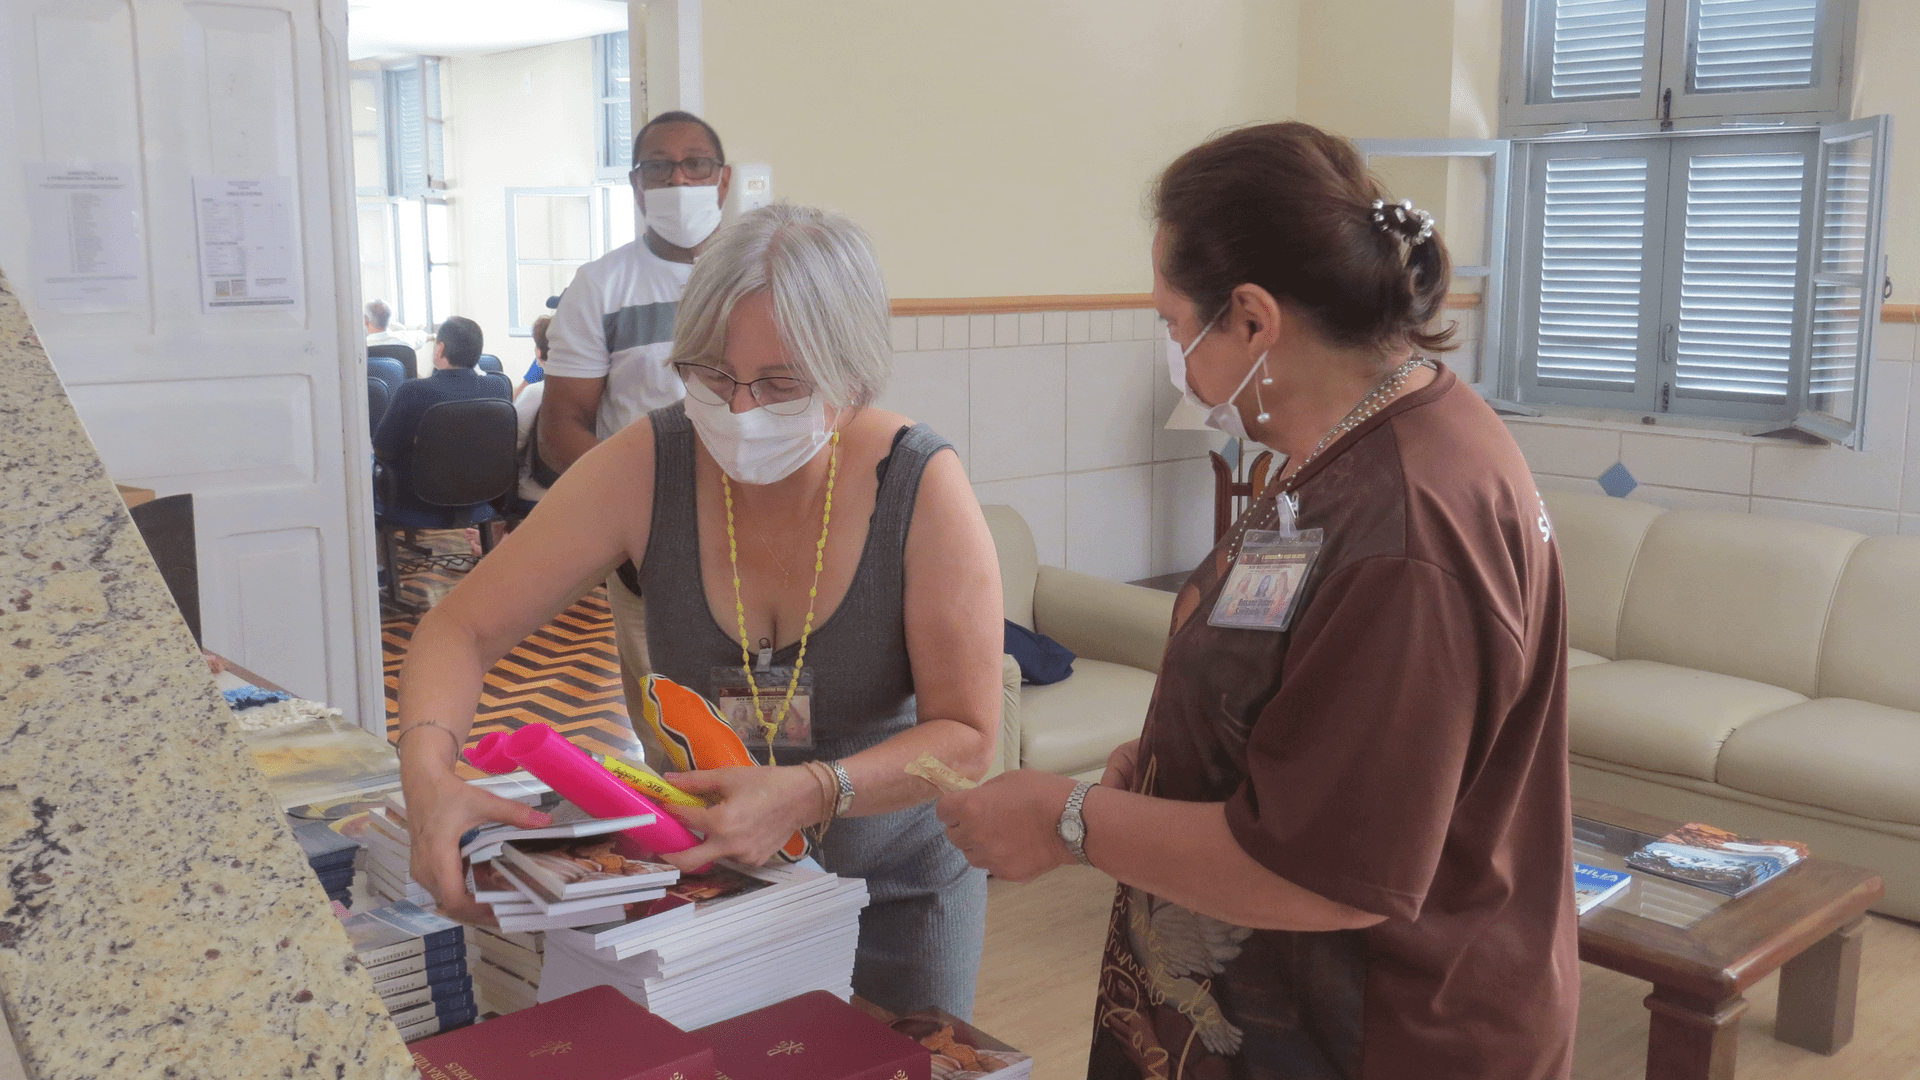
595, 31, 633, 182
505, 187, 603, 338
1502, 0, 1858, 133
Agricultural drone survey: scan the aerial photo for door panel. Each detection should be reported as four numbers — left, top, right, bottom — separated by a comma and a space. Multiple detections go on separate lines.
0, 0, 380, 724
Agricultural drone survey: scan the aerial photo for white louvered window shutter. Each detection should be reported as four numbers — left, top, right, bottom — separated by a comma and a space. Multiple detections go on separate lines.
1689, 0, 1818, 92
387, 65, 425, 197
1784, 115, 1892, 446
1513, 0, 1662, 126
1515, 140, 1670, 410
1668, 146, 1808, 405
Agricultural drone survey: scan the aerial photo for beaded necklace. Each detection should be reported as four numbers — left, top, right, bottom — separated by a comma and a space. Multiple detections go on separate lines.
721, 431, 839, 765
1226, 356, 1434, 561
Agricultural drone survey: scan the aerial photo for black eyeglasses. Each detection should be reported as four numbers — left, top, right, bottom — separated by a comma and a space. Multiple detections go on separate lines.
674, 362, 814, 416
631, 157, 724, 185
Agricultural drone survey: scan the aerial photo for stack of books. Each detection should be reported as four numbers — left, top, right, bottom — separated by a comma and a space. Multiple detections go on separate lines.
357, 773, 556, 907
539, 860, 870, 1030
1625, 822, 1809, 898
288, 816, 359, 907
339, 900, 477, 1041
468, 815, 675, 932
470, 925, 543, 1016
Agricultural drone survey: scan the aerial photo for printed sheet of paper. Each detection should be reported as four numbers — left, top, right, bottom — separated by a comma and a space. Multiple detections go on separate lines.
192, 176, 302, 317
23, 163, 144, 312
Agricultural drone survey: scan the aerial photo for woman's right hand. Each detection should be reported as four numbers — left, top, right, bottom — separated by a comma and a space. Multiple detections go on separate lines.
1101, 738, 1142, 791
403, 769, 550, 924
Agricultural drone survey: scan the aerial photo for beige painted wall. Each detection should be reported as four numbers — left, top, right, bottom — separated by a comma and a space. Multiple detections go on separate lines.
444, 38, 604, 377
701, 0, 1300, 299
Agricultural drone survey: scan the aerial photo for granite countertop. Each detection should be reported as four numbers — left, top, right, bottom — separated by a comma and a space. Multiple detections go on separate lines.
0, 269, 416, 1078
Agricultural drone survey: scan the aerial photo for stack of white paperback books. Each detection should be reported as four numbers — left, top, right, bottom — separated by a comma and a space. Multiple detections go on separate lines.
539, 860, 870, 1030
469, 822, 677, 932
469, 925, 543, 1016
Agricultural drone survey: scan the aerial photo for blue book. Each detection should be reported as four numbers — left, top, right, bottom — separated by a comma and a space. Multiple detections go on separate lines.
342, 901, 466, 970
371, 957, 469, 999
1574, 862, 1631, 914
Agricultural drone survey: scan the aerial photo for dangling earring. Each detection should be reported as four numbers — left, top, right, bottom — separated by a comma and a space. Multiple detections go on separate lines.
1254, 355, 1272, 424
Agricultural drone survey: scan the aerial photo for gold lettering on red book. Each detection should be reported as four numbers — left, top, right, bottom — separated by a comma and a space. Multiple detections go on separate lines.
530, 1040, 575, 1056
767, 1040, 805, 1056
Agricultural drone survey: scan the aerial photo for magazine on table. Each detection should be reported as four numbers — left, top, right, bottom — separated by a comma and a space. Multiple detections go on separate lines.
891, 1009, 1034, 1080
494, 835, 680, 902
1572, 863, 1631, 915
1624, 822, 1808, 898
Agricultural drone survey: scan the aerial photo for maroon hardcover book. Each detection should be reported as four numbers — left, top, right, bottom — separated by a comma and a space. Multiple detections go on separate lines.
696, 992, 932, 1080
410, 985, 717, 1080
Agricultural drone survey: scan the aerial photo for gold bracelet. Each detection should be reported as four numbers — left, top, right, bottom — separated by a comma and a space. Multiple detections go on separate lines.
806, 760, 836, 824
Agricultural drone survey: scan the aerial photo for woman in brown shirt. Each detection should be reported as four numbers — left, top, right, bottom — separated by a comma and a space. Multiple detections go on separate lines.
939, 122, 1580, 1080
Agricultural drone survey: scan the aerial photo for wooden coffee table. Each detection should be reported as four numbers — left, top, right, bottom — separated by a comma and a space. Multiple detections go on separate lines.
1573, 798, 1884, 1080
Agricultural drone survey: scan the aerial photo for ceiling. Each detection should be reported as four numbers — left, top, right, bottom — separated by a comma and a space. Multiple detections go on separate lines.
346, 0, 631, 61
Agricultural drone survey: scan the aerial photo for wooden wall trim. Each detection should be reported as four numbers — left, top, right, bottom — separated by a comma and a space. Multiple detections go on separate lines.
891, 295, 1920, 322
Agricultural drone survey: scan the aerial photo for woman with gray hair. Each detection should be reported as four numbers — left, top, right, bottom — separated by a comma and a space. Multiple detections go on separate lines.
392, 203, 1003, 1018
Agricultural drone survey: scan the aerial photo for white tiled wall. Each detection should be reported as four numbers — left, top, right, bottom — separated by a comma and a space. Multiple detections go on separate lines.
879, 308, 1224, 581
1511, 319, 1920, 537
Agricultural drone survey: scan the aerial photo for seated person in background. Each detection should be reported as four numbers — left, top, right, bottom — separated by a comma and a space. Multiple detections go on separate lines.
512, 315, 553, 507
513, 296, 562, 399
365, 299, 408, 347
373, 315, 510, 523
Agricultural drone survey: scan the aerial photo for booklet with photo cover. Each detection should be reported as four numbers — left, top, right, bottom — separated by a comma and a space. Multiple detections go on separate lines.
1572, 863, 1631, 915
495, 836, 680, 903
890, 1009, 1033, 1080
1624, 822, 1809, 898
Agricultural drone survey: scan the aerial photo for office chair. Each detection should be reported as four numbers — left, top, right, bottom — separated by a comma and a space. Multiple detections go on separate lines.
368, 355, 406, 398
476, 353, 505, 375
368, 343, 418, 380
368, 376, 393, 434
374, 398, 518, 611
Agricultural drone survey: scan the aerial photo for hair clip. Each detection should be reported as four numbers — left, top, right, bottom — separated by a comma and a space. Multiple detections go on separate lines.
1371, 198, 1436, 246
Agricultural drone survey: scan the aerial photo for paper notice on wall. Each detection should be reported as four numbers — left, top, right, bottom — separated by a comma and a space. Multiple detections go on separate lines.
23, 163, 145, 313
192, 176, 303, 317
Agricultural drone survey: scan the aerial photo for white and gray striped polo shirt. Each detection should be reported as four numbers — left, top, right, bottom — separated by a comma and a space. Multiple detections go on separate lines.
543, 238, 694, 439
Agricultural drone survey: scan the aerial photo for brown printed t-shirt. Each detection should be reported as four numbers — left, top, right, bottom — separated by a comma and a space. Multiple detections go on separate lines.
1089, 366, 1579, 1080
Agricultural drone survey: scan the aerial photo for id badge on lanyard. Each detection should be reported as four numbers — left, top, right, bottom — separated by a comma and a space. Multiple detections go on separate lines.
1208, 492, 1324, 632
711, 659, 816, 751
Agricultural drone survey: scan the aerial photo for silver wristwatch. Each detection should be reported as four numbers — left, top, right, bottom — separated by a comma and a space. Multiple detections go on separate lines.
827, 760, 856, 818
1057, 781, 1095, 866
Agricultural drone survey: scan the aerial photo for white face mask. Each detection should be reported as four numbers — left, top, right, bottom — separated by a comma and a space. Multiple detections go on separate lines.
643, 184, 724, 249
1164, 312, 1267, 442
682, 392, 832, 486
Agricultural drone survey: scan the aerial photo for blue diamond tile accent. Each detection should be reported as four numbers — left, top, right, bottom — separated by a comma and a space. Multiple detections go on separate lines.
1598, 462, 1637, 499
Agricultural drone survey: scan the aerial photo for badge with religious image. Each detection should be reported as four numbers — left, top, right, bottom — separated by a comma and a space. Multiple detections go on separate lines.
1207, 529, 1323, 632
711, 666, 816, 749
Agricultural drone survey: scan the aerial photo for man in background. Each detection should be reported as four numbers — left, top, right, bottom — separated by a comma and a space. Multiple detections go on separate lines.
374, 316, 510, 525
365, 299, 408, 348
539, 110, 730, 698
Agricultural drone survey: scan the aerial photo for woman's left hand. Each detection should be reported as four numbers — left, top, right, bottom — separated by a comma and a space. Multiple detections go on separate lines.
936, 769, 1080, 883
659, 765, 820, 871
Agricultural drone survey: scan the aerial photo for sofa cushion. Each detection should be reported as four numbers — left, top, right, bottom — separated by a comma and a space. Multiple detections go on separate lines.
1717, 698, 1920, 828
1567, 659, 1806, 781
1820, 535, 1920, 712
1542, 492, 1664, 659
981, 504, 1038, 630
1019, 659, 1157, 776
1567, 648, 1609, 669
1616, 511, 1860, 698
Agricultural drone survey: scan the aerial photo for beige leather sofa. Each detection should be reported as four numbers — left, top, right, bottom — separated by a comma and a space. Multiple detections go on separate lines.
981, 505, 1175, 782
1547, 491, 1920, 920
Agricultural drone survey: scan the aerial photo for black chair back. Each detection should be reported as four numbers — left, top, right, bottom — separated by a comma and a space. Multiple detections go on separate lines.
410, 398, 518, 508
367, 376, 393, 432
368, 355, 406, 397
482, 371, 513, 398
476, 353, 504, 375
369, 343, 418, 380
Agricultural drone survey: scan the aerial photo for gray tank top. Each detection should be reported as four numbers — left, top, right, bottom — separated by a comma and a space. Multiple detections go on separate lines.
637, 402, 952, 763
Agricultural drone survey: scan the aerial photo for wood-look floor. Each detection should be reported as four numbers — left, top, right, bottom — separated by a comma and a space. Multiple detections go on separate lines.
382, 530, 1920, 1080
972, 868, 1920, 1080
380, 528, 644, 766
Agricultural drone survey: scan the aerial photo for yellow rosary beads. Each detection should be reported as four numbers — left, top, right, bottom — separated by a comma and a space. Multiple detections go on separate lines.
722, 431, 839, 765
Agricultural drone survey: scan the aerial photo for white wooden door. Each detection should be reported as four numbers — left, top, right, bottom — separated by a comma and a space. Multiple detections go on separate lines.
0, 0, 383, 727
